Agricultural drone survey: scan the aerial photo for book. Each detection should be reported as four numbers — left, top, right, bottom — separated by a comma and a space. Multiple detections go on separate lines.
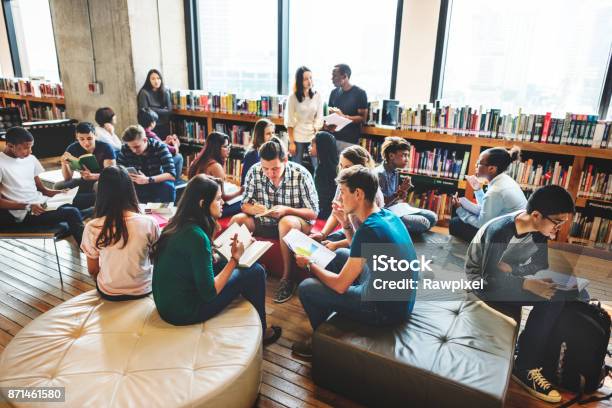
526, 270, 589, 292
214, 223, 273, 268
282, 228, 336, 268
67, 153, 100, 172
388, 203, 424, 217
323, 113, 352, 132
43, 187, 79, 211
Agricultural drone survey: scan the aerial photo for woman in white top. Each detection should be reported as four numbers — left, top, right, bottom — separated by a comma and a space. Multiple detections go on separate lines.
284, 66, 323, 168
81, 166, 160, 300
94, 107, 122, 151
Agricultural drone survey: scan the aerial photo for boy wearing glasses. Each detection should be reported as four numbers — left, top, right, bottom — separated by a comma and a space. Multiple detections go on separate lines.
465, 184, 578, 404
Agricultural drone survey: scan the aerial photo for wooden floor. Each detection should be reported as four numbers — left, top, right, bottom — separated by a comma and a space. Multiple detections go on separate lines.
0, 236, 610, 408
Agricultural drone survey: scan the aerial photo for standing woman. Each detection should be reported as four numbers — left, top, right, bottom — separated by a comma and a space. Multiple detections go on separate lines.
450, 146, 527, 241
151, 175, 281, 344
137, 69, 172, 138
80, 166, 160, 300
284, 66, 323, 168
309, 131, 338, 219
241, 118, 275, 184
188, 132, 243, 217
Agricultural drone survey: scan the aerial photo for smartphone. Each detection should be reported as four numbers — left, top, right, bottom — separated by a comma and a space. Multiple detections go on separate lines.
125, 167, 139, 175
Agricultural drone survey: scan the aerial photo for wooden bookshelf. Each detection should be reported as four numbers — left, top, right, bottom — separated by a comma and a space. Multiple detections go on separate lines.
0, 92, 65, 122
172, 110, 612, 249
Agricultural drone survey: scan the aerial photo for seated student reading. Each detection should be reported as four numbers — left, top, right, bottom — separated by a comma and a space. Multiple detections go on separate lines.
231, 138, 319, 303
94, 107, 122, 151
465, 185, 583, 404
310, 145, 385, 251
117, 125, 176, 203
241, 118, 275, 185
137, 108, 183, 178
450, 146, 527, 241
81, 166, 159, 301
0, 127, 85, 244
187, 131, 243, 217
151, 174, 281, 345
292, 165, 418, 358
374, 137, 437, 234
59, 122, 116, 209
310, 131, 338, 219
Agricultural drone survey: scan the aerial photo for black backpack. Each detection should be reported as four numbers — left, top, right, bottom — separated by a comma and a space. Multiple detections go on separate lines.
541, 301, 612, 406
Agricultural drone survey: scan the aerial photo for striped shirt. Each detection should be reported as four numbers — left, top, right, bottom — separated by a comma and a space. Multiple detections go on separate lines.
242, 161, 319, 226
117, 137, 176, 178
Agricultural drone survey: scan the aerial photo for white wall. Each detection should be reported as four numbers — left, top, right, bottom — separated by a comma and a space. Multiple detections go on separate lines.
395, 0, 441, 105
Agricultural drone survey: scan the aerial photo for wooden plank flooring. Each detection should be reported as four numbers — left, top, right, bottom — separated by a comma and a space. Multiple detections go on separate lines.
0, 237, 610, 407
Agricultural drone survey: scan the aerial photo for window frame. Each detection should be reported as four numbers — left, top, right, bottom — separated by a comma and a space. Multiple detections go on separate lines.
187, 0, 404, 98
431, 0, 612, 118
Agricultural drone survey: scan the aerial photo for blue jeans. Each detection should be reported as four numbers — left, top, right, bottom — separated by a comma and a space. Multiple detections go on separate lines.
449, 216, 478, 242
135, 180, 176, 203
401, 209, 438, 234
291, 141, 317, 169
298, 248, 406, 330
0, 205, 84, 245
172, 153, 184, 180
197, 263, 268, 330
221, 201, 242, 218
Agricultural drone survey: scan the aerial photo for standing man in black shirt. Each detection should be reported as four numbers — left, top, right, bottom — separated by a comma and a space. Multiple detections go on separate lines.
324, 64, 368, 153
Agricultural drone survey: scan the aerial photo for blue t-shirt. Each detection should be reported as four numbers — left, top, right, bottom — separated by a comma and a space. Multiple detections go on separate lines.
351, 208, 418, 316
66, 140, 115, 172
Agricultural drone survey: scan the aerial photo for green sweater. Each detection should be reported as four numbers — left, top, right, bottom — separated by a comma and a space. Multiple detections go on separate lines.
153, 224, 217, 325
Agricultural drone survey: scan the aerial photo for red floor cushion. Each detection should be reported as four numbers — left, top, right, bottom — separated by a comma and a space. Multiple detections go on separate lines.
217, 217, 328, 279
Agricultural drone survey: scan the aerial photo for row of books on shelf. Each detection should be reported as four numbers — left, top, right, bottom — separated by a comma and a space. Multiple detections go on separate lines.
397, 103, 612, 148
171, 119, 207, 144
1, 102, 27, 120
225, 158, 244, 182
569, 213, 612, 250
30, 105, 66, 120
171, 91, 285, 118
576, 167, 611, 202
0, 77, 64, 98
406, 190, 452, 222
405, 147, 470, 181
506, 160, 572, 191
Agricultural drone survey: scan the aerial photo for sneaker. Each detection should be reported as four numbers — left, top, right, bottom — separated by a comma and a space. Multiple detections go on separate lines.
292, 339, 313, 359
274, 279, 296, 303
512, 367, 562, 403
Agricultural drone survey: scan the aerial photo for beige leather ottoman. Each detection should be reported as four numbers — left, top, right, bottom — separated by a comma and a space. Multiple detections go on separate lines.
0, 291, 262, 407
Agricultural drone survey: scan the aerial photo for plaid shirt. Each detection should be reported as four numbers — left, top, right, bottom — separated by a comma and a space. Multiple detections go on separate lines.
117, 137, 176, 178
243, 161, 319, 225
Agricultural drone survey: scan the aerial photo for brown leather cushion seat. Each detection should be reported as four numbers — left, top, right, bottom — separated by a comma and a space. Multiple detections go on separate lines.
313, 299, 517, 408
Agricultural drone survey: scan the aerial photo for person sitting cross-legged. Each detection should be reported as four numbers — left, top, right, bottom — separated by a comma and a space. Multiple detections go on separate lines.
292, 165, 418, 358
117, 125, 176, 203
0, 127, 85, 244
465, 185, 586, 404
230, 137, 319, 303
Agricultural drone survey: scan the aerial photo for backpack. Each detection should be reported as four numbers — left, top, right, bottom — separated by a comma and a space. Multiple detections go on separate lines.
541, 301, 612, 407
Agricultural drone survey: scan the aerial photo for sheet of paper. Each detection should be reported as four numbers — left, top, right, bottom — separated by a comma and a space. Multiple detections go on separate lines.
526, 270, 589, 292
388, 203, 423, 217
215, 223, 253, 261
323, 113, 352, 132
282, 228, 336, 268
44, 187, 79, 211
459, 197, 480, 215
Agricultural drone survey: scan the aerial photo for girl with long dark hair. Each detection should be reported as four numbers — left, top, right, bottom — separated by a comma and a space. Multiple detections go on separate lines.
188, 131, 243, 217
309, 131, 338, 219
284, 66, 323, 168
80, 166, 160, 301
241, 118, 275, 184
137, 69, 173, 137
151, 175, 281, 344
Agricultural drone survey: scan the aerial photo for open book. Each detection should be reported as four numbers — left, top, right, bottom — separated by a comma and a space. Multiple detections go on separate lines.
388, 203, 423, 217
66, 153, 100, 172
223, 182, 243, 206
459, 197, 480, 215
323, 113, 352, 132
282, 228, 336, 268
525, 270, 589, 292
214, 223, 273, 268
43, 187, 79, 211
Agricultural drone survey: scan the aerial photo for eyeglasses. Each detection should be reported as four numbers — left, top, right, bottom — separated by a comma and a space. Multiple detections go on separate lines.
544, 214, 566, 229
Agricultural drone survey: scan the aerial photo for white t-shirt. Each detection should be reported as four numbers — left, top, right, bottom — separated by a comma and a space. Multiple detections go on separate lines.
95, 126, 122, 150
81, 213, 160, 296
0, 152, 46, 221
284, 92, 324, 143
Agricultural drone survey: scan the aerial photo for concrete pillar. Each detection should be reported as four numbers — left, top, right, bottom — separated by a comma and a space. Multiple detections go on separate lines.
49, 0, 187, 134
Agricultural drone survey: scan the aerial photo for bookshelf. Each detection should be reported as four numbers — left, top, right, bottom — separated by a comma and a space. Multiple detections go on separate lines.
0, 92, 66, 121
171, 109, 612, 252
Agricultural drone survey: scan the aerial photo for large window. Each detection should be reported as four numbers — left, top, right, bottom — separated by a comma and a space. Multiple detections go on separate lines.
8, 0, 60, 82
197, 0, 278, 97
288, 0, 398, 102
439, 0, 612, 116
